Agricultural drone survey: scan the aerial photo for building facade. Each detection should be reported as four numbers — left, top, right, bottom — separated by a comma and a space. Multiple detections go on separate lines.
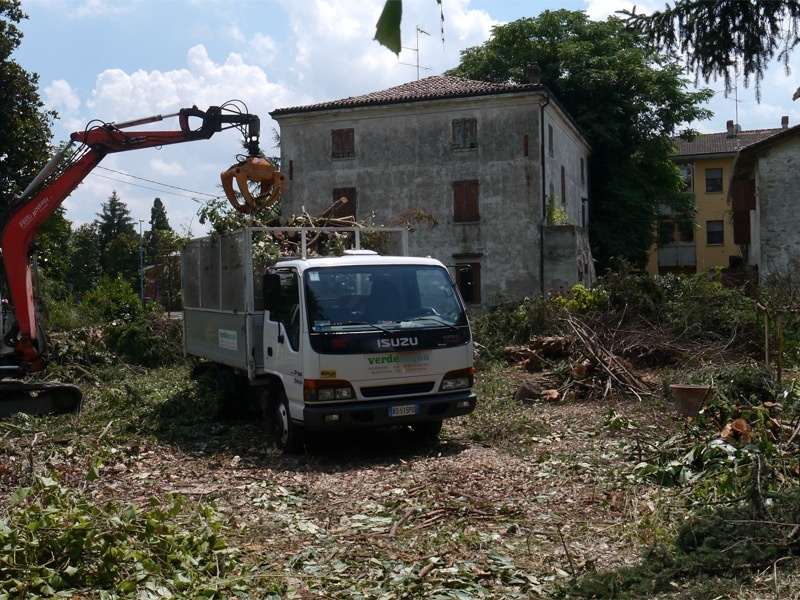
730, 123, 800, 280
648, 118, 788, 276
270, 75, 593, 307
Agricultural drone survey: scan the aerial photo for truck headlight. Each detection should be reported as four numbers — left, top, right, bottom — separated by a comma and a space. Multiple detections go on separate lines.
439, 368, 474, 392
304, 380, 355, 403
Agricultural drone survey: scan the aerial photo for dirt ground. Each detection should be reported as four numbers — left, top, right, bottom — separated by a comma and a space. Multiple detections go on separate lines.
3, 365, 797, 598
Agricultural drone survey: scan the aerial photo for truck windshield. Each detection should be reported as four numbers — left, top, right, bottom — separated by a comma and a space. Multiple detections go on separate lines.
304, 264, 467, 332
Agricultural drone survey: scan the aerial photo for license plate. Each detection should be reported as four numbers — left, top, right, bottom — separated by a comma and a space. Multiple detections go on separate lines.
389, 404, 418, 417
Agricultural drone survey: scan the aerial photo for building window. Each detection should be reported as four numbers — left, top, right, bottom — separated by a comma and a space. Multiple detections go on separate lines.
706, 220, 724, 245
332, 187, 357, 219
452, 118, 477, 149
705, 167, 723, 193
580, 158, 585, 184
548, 124, 554, 156
659, 218, 694, 245
678, 163, 694, 192
453, 180, 479, 223
332, 128, 355, 159
455, 262, 481, 304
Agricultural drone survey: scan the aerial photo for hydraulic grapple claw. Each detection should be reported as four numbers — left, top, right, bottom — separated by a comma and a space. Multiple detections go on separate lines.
221, 157, 286, 214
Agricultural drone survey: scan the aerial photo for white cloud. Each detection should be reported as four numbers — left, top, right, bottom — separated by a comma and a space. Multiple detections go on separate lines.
149, 158, 186, 177
584, 1, 658, 20
43, 79, 81, 114
245, 33, 279, 68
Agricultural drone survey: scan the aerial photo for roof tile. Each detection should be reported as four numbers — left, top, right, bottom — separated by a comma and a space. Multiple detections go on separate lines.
673, 127, 783, 157
271, 75, 542, 115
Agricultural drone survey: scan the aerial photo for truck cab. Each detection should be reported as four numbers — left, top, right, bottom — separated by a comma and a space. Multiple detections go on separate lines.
182, 228, 477, 451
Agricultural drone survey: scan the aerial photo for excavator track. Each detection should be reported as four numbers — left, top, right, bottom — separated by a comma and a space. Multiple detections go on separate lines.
0, 380, 82, 418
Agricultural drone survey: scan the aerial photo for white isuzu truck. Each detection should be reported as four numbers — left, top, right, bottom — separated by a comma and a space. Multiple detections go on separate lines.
181, 227, 477, 451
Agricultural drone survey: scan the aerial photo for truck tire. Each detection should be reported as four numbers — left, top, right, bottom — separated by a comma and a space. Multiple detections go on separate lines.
273, 392, 303, 453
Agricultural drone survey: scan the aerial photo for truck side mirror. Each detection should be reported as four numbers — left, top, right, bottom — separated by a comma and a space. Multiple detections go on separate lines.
264, 273, 281, 316
459, 267, 474, 304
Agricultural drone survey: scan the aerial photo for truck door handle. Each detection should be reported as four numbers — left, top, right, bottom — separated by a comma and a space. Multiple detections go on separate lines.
267, 347, 273, 357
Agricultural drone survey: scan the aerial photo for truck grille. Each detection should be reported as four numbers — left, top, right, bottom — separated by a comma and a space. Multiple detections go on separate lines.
360, 381, 435, 398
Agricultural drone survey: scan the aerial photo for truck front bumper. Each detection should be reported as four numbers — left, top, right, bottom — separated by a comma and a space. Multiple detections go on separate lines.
302, 390, 477, 432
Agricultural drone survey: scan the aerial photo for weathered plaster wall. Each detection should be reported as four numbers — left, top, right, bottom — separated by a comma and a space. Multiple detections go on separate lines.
276, 91, 590, 306
755, 140, 800, 277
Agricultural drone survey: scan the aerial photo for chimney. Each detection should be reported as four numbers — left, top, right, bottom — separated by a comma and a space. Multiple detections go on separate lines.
782, 115, 789, 129
526, 64, 541, 84
726, 119, 735, 137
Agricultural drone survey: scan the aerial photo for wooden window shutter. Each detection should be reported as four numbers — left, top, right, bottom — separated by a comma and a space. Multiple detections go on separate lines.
731, 179, 755, 244
453, 180, 479, 222
332, 128, 355, 158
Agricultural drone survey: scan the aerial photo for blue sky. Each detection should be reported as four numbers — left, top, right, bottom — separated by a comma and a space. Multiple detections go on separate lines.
14, 0, 800, 234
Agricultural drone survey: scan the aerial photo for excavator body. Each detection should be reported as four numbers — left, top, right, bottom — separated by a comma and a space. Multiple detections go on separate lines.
0, 102, 281, 417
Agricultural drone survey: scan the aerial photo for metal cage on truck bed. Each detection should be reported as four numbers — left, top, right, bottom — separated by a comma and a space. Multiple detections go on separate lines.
181, 226, 408, 378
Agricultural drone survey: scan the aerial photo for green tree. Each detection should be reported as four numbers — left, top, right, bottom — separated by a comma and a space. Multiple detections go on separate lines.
144, 197, 172, 265
68, 223, 102, 294
105, 231, 140, 287
96, 190, 135, 248
36, 205, 72, 295
0, 0, 56, 214
151, 229, 182, 310
447, 10, 713, 270
93, 190, 140, 284
621, 1, 800, 101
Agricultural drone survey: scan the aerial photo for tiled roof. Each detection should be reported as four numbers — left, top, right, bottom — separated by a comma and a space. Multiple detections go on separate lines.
270, 75, 543, 116
673, 127, 783, 158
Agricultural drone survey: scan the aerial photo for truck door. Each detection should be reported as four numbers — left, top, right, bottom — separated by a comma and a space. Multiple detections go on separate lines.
263, 269, 303, 393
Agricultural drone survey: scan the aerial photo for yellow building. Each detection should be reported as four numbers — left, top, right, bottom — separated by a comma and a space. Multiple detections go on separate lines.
647, 118, 788, 275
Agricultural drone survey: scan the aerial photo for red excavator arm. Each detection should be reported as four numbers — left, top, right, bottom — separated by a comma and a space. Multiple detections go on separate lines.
0, 103, 264, 380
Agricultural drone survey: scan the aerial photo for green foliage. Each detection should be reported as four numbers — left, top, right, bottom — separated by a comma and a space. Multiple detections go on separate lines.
197, 195, 282, 235
78, 274, 143, 324
470, 295, 560, 362
36, 206, 72, 285
551, 284, 608, 313
96, 190, 136, 247
105, 309, 184, 368
0, 476, 245, 598
0, 0, 56, 214
68, 222, 103, 294
447, 9, 713, 271
144, 197, 173, 264
546, 195, 568, 225
592, 262, 760, 347
373, 0, 442, 55
622, 1, 800, 101
104, 230, 140, 287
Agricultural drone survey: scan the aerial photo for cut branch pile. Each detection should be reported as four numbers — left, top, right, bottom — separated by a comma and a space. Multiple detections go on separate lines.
564, 313, 653, 401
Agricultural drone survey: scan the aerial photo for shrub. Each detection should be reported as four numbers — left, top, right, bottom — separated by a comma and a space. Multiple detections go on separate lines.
470, 295, 559, 362
104, 308, 184, 368
78, 275, 143, 324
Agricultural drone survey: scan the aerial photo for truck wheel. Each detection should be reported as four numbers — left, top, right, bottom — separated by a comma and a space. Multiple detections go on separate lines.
412, 420, 443, 439
273, 392, 303, 453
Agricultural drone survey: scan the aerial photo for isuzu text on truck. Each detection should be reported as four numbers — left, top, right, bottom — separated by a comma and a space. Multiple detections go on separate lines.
182, 227, 477, 451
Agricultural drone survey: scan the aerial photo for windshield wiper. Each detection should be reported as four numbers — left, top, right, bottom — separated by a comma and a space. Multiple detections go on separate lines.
404, 316, 459, 331
329, 321, 394, 335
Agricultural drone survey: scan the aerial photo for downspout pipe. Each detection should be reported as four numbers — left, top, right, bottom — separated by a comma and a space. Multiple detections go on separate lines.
539, 91, 550, 297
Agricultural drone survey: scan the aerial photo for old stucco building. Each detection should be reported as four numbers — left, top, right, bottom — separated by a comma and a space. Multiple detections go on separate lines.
730, 123, 800, 280
270, 75, 593, 307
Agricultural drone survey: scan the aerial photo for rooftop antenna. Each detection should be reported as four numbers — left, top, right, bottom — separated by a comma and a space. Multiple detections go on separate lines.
400, 26, 432, 80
